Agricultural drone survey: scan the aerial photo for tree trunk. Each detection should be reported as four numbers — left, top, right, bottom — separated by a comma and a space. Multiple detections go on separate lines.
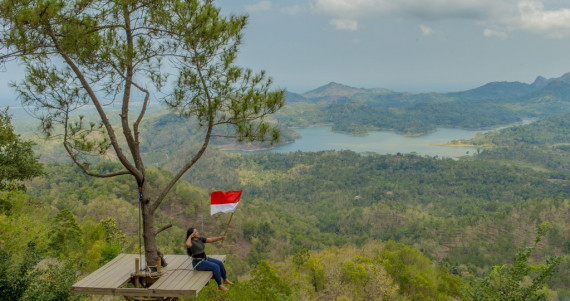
142, 200, 158, 269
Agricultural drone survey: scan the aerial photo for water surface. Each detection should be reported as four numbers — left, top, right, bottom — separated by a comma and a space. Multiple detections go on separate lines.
239, 126, 486, 158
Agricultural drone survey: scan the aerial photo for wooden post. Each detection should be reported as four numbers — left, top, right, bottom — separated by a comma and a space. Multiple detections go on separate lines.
134, 258, 140, 288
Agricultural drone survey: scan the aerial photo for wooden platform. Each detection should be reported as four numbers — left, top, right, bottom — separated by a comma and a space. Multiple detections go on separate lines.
72, 254, 225, 299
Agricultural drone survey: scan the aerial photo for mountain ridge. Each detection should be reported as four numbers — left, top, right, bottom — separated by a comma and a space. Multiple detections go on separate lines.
285, 72, 570, 105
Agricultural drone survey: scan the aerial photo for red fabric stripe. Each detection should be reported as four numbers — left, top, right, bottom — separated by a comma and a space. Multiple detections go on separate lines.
210, 190, 242, 205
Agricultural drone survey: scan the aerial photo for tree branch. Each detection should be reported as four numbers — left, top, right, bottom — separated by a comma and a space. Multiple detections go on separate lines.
119, 4, 143, 176
133, 83, 149, 146
152, 52, 215, 212
46, 25, 141, 180
155, 224, 173, 236
62, 107, 130, 178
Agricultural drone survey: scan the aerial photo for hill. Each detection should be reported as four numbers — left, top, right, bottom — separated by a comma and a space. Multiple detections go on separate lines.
5, 90, 570, 298
20, 150, 570, 297
452, 112, 570, 173
277, 72, 570, 136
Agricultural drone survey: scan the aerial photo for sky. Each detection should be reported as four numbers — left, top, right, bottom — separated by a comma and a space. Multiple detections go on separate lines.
214, 0, 570, 93
3, 0, 570, 107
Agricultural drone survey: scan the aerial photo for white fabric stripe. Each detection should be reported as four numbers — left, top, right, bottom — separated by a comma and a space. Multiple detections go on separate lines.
211, 203, 239, 215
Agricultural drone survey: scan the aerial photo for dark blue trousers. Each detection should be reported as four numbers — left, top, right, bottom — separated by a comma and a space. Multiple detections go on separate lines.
193, 257, 227, 285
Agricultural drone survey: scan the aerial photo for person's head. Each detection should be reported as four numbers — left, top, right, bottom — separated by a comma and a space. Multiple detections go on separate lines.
187, 227, 198, 239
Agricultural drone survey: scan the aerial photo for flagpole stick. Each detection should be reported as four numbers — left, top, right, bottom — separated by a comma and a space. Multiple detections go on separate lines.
221, 212, 234, 244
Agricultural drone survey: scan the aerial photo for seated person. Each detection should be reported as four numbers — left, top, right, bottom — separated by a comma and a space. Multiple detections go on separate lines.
185, 227, 234, 291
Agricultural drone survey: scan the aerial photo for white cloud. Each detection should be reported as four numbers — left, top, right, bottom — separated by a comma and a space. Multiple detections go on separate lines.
483, 28, 508, 39
245, 1, 272, 13
282, 5, 305, 15
420, 24, 434, 36
311, 0, 502, 20
509, 1, 570, 37
312, 0, 570, 38
330, 18, 358, 31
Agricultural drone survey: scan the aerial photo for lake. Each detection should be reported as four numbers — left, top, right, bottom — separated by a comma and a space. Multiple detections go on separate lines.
234, 126, 488, 158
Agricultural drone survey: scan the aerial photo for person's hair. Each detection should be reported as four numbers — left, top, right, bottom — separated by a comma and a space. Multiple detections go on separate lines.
186, 227, 195, 256
186, 227, 195, 240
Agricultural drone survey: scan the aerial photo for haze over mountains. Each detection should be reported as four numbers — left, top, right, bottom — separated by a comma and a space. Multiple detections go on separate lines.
3, 72, 570, 109
285, 72, 570, 108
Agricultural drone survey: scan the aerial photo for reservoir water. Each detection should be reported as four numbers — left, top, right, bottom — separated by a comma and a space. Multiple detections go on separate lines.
238, 126, 487, 158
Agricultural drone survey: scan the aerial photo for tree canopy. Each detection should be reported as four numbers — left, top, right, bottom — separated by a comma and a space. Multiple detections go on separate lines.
0, 0, 284, 265
0, 109, 43, 191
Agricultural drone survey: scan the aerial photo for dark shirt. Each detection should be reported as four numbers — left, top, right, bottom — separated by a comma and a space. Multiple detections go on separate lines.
187, 237, 207, 259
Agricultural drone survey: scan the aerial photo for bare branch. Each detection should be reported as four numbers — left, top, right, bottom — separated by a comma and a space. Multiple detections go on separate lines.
133, 83, 149, 146
156, 224, 173, 236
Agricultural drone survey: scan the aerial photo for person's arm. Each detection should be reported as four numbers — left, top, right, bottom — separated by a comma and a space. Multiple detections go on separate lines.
185, 236, 193, 248
205, 236, 226, 243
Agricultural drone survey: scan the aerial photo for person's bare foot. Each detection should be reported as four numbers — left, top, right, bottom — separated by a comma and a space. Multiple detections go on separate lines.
224, 279, 234, 285
218, 285, 229, 291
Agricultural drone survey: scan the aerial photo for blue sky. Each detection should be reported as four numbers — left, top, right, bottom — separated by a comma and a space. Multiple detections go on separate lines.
3, 0, 570, 107
215, 0, 570, 93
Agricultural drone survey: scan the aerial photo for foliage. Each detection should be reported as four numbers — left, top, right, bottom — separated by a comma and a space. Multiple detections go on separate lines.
48, 209, 83, 258
0, 241, 82, 301
0, 0, 284, 265
460, 113, 570, 147
0, 187, 125, 299
23, 150, 570, 294
195, 260, 294, 301
275, 99, 522, 136
197, 241, 465, 301
381, 240, 464, 300
326, 100, 521, 136
465, 222, 564, 301
0, 109, 43, 191
0, 242, 43, 301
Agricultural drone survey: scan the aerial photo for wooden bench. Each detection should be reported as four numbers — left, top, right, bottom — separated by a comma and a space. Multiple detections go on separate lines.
71, 254, 225, 299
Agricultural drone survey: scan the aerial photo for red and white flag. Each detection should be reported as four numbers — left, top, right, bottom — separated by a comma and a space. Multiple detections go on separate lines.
210, 190, 242, 215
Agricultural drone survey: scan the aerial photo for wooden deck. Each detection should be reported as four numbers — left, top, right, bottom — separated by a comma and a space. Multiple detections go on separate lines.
71, 254, 225, 299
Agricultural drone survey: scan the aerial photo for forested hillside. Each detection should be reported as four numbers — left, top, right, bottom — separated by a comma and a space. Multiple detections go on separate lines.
15, 147, 568, 299
456, 112, 570, 173
3, 73, 570, 300
278, 73, 570, 136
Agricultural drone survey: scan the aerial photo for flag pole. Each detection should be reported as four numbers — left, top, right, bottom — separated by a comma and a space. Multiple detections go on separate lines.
221, 212, 234, 244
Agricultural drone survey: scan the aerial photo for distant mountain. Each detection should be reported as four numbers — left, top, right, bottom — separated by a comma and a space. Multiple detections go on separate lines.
292, 72, 570, 112
445, 81, 536, 100
525, 79, 570, 100
284, 90, 307, 103
300, 82, 448, 107
279, 72, 570, 136
445, 72, 570, 101
303, 82, 372, 98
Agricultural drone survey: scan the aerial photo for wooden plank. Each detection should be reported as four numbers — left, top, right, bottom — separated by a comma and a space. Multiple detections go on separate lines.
89, 254, 137, 288
150, 254, 192, 289
71, 254, 225, 298
187, 272, 213, 291
73, 254, 130, 287
92, 254, 135, 288
147, 269, 175, 289
162, 270, 194, 290
162, 255, 186, 270
73, 254, 134, 289
115, 287, 197, 298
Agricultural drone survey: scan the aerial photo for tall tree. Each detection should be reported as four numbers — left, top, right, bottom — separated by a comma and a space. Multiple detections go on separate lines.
0, 109, 43, 191
0, 0, 284, 265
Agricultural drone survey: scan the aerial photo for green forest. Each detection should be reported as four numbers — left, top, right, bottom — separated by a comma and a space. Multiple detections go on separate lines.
2, 105, 569, 300
0, 0, 569, 299
277, 76, 570, 136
